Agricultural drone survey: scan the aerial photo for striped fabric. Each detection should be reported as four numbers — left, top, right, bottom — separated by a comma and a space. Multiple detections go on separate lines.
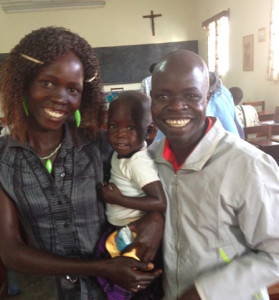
0, 124, 111, 299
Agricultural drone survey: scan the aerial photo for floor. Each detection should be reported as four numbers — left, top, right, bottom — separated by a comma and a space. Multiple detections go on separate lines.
3, 272, 55, 300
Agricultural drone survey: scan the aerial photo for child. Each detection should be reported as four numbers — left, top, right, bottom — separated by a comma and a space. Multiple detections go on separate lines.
95, 90, 166, 300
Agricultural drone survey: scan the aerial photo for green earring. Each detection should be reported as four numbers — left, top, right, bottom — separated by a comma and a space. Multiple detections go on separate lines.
23, 97, 29, 116
74, 110, 81, 128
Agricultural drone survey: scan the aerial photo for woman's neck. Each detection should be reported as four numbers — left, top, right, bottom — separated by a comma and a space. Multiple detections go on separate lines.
27, 127, 64, 158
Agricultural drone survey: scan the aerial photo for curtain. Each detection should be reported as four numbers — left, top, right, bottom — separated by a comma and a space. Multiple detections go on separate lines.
206, 16, 229, 76
268, 0, 279, 80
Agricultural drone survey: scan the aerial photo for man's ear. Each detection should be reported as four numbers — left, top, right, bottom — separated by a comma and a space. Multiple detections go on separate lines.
146, 123, 155, 138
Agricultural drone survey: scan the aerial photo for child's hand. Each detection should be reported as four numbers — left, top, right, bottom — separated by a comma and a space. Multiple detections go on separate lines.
100, 182, 124, 205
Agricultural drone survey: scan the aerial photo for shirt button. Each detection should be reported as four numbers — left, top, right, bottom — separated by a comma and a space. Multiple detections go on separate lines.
61, 173, 65, 177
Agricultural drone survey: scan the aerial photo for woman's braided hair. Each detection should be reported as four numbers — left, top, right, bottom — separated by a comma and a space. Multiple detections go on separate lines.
0, 26, 105, 143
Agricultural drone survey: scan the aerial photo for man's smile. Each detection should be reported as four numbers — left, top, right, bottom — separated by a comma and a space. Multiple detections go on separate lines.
165, 119, 190, 127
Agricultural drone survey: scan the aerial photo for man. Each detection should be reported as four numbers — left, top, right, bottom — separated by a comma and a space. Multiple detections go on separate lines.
149, 50, 279, 300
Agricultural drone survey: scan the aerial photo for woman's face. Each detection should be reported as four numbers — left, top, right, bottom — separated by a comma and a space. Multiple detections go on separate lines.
27, 51, 84, 131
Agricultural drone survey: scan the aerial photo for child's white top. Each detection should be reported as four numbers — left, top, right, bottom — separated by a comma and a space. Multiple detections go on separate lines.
106, 142, 160, 226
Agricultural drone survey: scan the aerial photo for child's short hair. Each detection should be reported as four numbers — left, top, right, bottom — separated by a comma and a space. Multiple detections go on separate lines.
110, 91, 152, 127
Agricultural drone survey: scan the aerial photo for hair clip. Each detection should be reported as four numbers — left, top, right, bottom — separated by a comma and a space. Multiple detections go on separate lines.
85, 71, 98, 83
21, 53, 44, 65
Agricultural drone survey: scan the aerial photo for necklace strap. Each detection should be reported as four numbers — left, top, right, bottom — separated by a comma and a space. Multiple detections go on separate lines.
40, 143, 62, 160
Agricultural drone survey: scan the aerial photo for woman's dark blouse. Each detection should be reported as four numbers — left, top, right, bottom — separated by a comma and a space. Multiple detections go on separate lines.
0, 124, 111, 299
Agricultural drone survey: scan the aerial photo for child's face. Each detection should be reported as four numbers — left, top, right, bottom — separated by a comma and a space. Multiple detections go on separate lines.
107, 101, 145, 158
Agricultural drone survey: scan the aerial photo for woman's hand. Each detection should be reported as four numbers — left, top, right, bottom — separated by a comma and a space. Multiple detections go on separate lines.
99, 256, 162, 292
128, 212, 164, 262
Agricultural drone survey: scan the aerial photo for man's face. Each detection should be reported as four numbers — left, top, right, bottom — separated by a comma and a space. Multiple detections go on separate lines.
151, 54, 209, 145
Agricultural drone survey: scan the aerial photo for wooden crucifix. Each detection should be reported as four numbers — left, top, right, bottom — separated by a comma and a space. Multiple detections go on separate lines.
143, 10, 162, 36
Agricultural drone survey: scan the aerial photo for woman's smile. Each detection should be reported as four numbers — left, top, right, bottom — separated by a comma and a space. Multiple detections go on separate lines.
44, 107, 65, 119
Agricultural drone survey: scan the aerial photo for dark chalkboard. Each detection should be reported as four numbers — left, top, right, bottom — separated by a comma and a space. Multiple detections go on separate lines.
0, 54, 7, 66
0, 40, 198, 85
94, 40, 198, 84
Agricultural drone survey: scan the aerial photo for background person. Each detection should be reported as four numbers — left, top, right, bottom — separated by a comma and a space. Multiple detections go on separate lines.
229, 87, 260, 128
140, 63, 157, 99
140, 63, 164, 143
149, 49, 279, 300
229, 86, 244, 106
206, 72, 244, 139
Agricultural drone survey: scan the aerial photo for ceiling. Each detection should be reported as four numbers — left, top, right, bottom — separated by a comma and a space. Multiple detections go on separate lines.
0, 0, 105, 13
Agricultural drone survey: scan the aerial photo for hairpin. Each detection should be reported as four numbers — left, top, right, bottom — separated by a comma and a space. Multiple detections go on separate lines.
85, 71, 98, 83
21, 53, 44, 65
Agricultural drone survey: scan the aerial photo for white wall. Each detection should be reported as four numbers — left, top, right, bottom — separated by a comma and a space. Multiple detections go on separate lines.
196, 0, 278, 110
0, 1, 198, 50
0, 0, 198, 90
0, 0, 278, 109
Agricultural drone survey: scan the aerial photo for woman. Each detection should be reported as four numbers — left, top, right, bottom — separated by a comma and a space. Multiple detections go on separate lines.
0, 27, 163, 300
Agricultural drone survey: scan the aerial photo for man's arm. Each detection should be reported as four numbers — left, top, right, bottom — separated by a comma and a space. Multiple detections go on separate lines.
129, 211, 164, 262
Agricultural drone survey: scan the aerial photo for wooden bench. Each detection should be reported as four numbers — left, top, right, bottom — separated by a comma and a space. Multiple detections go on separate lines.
269, 282, 279, 300
244, 124, 271, 141
243, 101, 265, 112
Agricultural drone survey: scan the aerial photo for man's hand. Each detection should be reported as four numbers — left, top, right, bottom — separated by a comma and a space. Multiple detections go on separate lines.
128, 212, 164, 262
179, 286, 201, 300
99, 256, 162, 292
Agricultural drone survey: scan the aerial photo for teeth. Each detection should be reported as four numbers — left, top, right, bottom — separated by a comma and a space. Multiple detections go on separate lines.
45, 108, 64, 118
166, 119, 190, 127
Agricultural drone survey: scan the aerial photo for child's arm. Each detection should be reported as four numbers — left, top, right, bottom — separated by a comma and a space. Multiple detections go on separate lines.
100, 181, 166, 211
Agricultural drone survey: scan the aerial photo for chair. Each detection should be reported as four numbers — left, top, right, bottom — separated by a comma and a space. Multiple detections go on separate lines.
271, 124, 279, 143
243, 101, 265, 112
274, 106, 279, 123
243, 124, 271, 141
272, 123, 279, 135
235, 105, 259, 127
269, 282, 279, 300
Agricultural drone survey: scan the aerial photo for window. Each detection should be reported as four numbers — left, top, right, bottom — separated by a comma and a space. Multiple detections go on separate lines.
202, 10, 230, 76
268, 0, 279, 81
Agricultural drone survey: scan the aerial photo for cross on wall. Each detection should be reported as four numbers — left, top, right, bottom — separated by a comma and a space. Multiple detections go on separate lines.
143, 10, 162, 36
